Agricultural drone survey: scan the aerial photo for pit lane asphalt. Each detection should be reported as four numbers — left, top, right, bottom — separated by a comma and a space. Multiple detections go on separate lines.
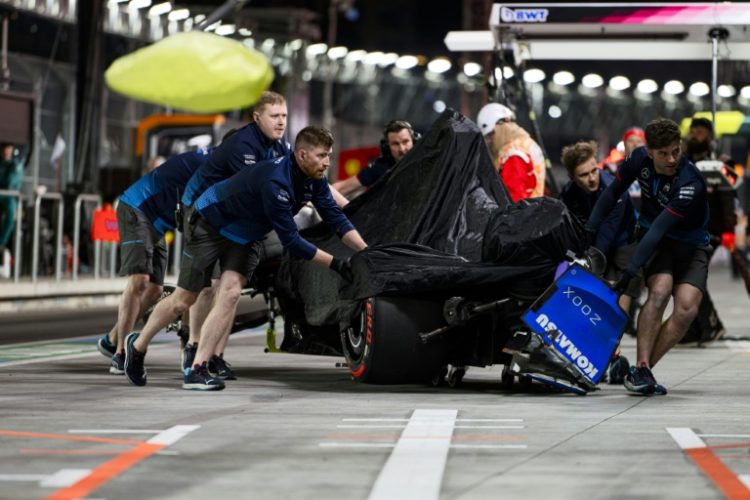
0, 262, 748, 499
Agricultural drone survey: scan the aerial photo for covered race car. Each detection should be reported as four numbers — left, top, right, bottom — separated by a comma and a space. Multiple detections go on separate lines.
272, 109, 627, 393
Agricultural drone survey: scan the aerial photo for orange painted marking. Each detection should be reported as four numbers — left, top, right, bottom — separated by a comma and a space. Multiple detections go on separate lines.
20, 448, 124, 456
685, 448, 750, 499
0, 429, 141, 446
47, 442, 164, 500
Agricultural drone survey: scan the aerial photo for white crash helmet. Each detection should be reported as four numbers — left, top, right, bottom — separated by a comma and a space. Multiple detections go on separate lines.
476, 103, 515, 136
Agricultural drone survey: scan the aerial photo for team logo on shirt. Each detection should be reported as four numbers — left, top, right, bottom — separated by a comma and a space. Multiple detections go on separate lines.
662, 183, 670, 193
277, 189, 290, 203
640, 168, 650, 179
244, 154, 257, 165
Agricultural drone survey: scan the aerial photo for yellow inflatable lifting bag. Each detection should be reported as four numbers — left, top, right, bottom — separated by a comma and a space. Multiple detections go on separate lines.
105, 31, 274, 113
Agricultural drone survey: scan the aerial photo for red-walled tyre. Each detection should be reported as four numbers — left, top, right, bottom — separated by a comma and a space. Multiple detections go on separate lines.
341, 297, 447, 384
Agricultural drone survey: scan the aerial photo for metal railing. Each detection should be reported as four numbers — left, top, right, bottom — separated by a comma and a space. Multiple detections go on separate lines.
0, 188, 23, 282
32, 191, 64, 282
72, 193, 102, 280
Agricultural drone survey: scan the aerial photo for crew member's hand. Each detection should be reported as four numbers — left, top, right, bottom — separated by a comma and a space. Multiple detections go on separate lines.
612, 270, 634, 294
330, 257, 353, 282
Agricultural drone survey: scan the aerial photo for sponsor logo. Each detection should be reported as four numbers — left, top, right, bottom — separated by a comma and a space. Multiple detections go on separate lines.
276, 189, 290, 203
640, 168, 650, 179
562, 287, 601, 326
535, 313, 599, 378
244, 154, 257, 165
500, 6, 549, 23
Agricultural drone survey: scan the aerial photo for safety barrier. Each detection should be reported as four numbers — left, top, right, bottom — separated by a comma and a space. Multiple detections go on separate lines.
0, 188, 23, 282
32, 191, 64, 282
72, 193, 102, 280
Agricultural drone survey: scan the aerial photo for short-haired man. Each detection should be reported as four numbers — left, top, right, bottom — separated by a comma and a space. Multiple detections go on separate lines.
177, 91, 290, 378
98, 146, 213, 374
124, 126, 367, 390
559, 140, 639, 383
476, 103, 546, 202
332, 120, 416, 198
586, 118, 710, 395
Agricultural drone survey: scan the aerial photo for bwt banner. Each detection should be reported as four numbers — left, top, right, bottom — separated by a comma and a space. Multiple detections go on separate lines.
336, 146, 380, 181
521, 264, 627, 384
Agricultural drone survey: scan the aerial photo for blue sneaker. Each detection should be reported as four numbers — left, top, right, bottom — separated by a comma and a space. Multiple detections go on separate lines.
124, 332, 147, 387
97, 333, 116, 359
109, 353, 125, 375
183, 362, 225, 391
624, 365, 666, 396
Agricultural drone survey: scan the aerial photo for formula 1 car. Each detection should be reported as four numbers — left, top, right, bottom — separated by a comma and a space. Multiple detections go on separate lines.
268, 110, 627, 394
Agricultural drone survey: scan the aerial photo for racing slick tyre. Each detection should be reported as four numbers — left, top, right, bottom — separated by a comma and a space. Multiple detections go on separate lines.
341, 297, 447, 384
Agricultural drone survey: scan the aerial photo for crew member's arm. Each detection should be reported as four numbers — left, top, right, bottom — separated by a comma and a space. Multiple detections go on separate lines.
595, 193, 628, 256
332, 176, 363, 197
623, 210, 680, 275
312, 179, 368, 251
328, 184, 350, 208
586, 150, 640, 232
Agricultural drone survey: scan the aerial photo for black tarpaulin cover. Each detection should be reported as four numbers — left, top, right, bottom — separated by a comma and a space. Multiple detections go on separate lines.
274, 109, 585, 327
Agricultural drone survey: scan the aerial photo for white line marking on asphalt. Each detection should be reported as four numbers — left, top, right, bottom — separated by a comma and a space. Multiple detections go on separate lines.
367, 409, 456, 500
0, 474, 48, 481
146, 425, 200, 446
667, 427, 707, 449
0, 352, 101, 368
68, 429, 164, 434
725, 340, 750, 352
740, 475, 750, 489
342, 418, 522, 422
319, 443, 528, 450
697, 434, 750, 438
39, 469, 91, 488
336, 424, 524, 429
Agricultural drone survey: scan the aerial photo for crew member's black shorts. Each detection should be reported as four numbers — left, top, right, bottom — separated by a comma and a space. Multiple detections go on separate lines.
644, 238, 711, 294
604, 242, 643, 298
177, 213, 261, 293
117, 202, 168, 285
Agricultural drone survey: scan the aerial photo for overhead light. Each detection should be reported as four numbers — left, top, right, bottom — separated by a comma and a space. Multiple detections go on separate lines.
261, 39, 276, 52
364, 51, 384, 66
305, 43, 328, 57
433, 100, 447, 113
215, 24, 236, 36
148, 1, 170, 16
346, 50, 367, 63
741, 86, 750, 99
378, 52, 399, 67
168, 8, 189, 21
204, 21, 220, 32
553, 71, 575, 86
609, 76, 630, 91
327, 46, 348, 60
463, 62, 481, 77
427, 58, 451, 73
494, 66, 514, 81
718, 84, 736, 98
663, 80, 684, 95
582, 73, 603, 88
523, 68, 545, 83
548, 105, 562, 118
689, 81, 710, 97
193, 14, 205, 23
637, 79, 658, 94
395, 55, 418, 69
238, 28, 252, 37
129, 0, 152, 9
288, 39, 303, 51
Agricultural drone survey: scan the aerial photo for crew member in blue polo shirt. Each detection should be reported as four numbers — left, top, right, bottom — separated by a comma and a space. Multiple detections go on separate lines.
125, 126, 367, 391
586, 118, 710, 396
97, 147, 212, 374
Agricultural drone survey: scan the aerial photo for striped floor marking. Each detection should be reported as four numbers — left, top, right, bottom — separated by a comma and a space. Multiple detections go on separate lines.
368, 409, 456, 500
725, 340, 750, 353
667, 427, 750, 499
0, 426, 199, 499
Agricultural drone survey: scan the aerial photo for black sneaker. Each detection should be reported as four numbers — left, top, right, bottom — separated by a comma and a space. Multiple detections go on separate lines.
97, 333, 116, 359
182, 343, 197, 373
607, 355, 629, 385
183, 362, 225, 391
124, 332, 147, 387
208, 355, 237, 380
110, 353, 125, 375
176, 327, 189, 349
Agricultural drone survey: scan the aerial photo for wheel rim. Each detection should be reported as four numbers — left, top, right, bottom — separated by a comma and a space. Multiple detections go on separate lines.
344, 308, 367, 359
